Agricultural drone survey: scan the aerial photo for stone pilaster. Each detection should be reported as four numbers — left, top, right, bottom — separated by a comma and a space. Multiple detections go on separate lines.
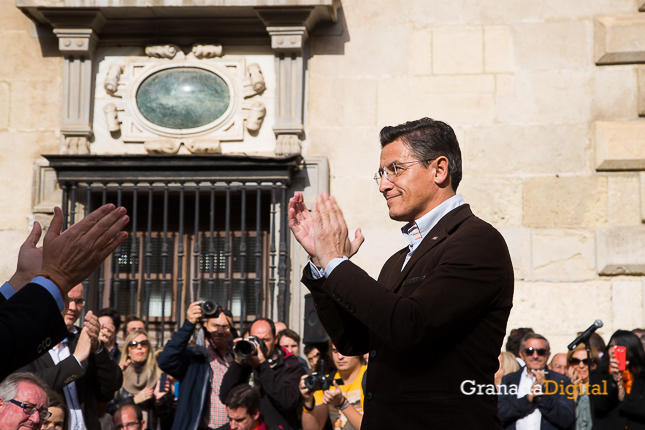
267, 26, 308, 156
53, 28, 98, 154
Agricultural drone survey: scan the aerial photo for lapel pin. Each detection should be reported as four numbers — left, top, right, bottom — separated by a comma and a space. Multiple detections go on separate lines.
432, 236, 438, 240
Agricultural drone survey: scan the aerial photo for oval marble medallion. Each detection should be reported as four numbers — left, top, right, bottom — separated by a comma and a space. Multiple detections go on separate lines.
136, 68, 230, 130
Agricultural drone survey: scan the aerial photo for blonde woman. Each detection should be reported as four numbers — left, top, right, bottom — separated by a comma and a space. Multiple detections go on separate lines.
495, 351, 520, 386
110, 330, 173, 430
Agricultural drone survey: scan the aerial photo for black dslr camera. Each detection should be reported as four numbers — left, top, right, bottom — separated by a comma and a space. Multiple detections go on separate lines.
233, 336, 267, 360
200, 300, 221, 318
303, 359, 344, 392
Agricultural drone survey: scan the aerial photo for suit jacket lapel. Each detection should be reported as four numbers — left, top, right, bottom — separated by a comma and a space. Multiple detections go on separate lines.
389, 205, 474, 294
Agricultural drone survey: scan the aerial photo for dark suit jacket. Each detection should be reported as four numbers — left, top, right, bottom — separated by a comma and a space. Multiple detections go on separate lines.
19, 327, 124, 430
498, 368, 575, 430
302, 204, 514, 429
0, 282, 68, 381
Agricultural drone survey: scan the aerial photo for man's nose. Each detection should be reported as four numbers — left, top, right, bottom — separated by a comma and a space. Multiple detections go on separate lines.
378, 175, 393, 193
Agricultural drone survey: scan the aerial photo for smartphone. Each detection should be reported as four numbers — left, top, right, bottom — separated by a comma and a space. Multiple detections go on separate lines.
615, 346, 626, 371
159, 372, 168, 392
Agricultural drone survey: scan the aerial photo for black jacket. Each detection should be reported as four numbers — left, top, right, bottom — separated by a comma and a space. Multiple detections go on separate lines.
497, 368, 575, 430
0, 282, 68, 380
302, 205, 514, 429
219, 348, 305, 430
591, 366, 645, 429
19, 326, 124, 430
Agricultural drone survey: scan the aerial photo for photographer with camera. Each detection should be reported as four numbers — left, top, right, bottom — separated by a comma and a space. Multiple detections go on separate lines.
300, 342, 367, 430
157, 300, 236, 430
219, 318, 305, 430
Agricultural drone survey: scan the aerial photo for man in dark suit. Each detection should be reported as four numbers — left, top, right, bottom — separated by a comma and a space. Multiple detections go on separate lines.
289, 118, 514, 429
19, 283, 123, 430
0, 204, 130, 381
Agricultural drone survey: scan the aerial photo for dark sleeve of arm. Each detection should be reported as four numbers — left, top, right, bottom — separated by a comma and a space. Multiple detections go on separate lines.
303, 265, 370, 356
536, 377, 575, 429
219, 361, 251, 404
322, 228, 513, 349
256, 356, 306, 411
0, 283, 69, 381
590, 371, 619, 417
157, 320, 197, 380
89, 346, 125, 401
497, 378, 534, 424
19, 355, 85, 391
619, 376, 645, 419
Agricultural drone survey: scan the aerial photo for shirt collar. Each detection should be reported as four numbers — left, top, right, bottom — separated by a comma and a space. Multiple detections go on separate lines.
401, 194, 465, 250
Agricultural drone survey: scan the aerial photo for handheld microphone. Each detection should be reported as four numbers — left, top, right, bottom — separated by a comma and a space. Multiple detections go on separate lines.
567, 320, 603, 351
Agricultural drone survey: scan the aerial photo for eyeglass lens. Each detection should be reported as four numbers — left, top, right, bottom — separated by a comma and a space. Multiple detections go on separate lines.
524, 347, 547, 356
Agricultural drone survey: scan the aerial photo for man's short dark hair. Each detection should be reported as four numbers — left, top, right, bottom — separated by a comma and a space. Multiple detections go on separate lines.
115, 404, 143, 422
122, 314, 145, 338
277, 328, 301, 345
379, 117, 463, 191
97, 307, 122, 332
520, 333, 550, 354
251, 317, 276, 338
505, 328, 534, 357
224, 384, 261, 416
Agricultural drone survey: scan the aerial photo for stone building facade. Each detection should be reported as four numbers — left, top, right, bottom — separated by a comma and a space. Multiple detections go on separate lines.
2, 0, 645, 352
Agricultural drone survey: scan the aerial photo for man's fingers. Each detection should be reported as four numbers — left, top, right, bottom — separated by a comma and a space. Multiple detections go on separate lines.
90, 207, 129, 250
97, 231, 129, 263
68, 204, 116, 235
44, 207, 64, 246
350, 228, 365, 256
25, 222, 42, 248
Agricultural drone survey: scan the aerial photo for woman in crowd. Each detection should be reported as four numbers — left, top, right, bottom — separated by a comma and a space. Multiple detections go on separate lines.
566, 344, 599, 430
591, 329, 645, 429
300, 341, 367, 430
43, 389, 68, 430
494, 351, 520, 386
111, 330, 174, 430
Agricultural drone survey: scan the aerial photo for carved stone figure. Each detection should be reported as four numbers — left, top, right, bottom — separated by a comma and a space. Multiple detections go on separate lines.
61, 137, 90, 155
145, 45, 180, 59
184, 139, 222, 154
103, 103, 120, 132
275, 134, 301, 156
246, 101, 266, 132
192, 44, 223, 59
104, 64, 123, 95
248, 63, 266, 93
143, 140, 181, 154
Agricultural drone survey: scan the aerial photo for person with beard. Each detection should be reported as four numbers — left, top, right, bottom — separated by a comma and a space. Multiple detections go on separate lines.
498, 333, 575, 430
157, 302, 236, 430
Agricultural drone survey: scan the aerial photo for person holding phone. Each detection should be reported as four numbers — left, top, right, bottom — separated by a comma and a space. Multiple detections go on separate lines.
109, 330, 174, 430
590, 330, 645, 429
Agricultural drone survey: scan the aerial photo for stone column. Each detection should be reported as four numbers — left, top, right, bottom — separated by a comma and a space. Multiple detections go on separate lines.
267, 26, 308, 156
53, 28, 98, 154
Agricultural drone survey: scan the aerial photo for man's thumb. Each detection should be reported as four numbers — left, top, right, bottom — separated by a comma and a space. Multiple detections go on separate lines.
26, 221, 42, 247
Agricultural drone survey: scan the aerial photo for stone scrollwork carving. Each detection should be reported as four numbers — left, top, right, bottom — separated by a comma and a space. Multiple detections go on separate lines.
192, 44, 223, 59
104, 64, 123, 95
275, 134, 301, 156
248, 63, 266, 93
143, 140, 181, 154
145, 45, 180, 59
245, 101, 266, 132
61, 137, 90, 155
103, 103, 120, 132
184, 139, 222, 154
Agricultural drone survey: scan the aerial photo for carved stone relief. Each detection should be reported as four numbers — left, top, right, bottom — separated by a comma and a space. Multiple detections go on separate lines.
100, 44, 267, 154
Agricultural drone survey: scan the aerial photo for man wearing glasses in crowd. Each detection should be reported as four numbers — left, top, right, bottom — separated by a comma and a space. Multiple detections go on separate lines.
498, 333, 575, 429
158, 301, 236, 430
289, 117, 514, 428
19, 284, 123, 430
113, 404, 144, 430
0, 373, 52, 430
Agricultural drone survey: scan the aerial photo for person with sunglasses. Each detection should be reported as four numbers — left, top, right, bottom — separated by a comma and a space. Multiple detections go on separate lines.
498, 333, 575, 430
0, 373, 51, 430
110, 330, 173, 430
565, 344, 599, 430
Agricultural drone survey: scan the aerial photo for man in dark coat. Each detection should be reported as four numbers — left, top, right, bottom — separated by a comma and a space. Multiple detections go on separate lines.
289, 118, 514, 429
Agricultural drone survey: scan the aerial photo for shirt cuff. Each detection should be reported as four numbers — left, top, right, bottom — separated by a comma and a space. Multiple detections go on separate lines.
0, 282, 16, 300
32, 276, 66, 312
308, 261, 325, 279
324, 257, 348, 278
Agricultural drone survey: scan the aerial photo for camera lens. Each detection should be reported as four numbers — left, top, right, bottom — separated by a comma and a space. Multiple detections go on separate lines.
201, 300, 218, 317
234, 340, 256, 359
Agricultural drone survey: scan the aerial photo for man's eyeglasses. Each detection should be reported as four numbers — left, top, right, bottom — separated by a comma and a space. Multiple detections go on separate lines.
524, 347, 548, 357
211, 323, 231, 331
115, 421, 142, 429
127, 340, 150, 349
569, 358, 591, 366
374, 159, 433, 186
8, 399, 52, 420
68, 298, 86, 307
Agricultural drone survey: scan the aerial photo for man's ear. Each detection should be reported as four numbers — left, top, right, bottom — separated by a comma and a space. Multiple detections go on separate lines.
252, 410, 260, 422
432, 156, 451, 187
